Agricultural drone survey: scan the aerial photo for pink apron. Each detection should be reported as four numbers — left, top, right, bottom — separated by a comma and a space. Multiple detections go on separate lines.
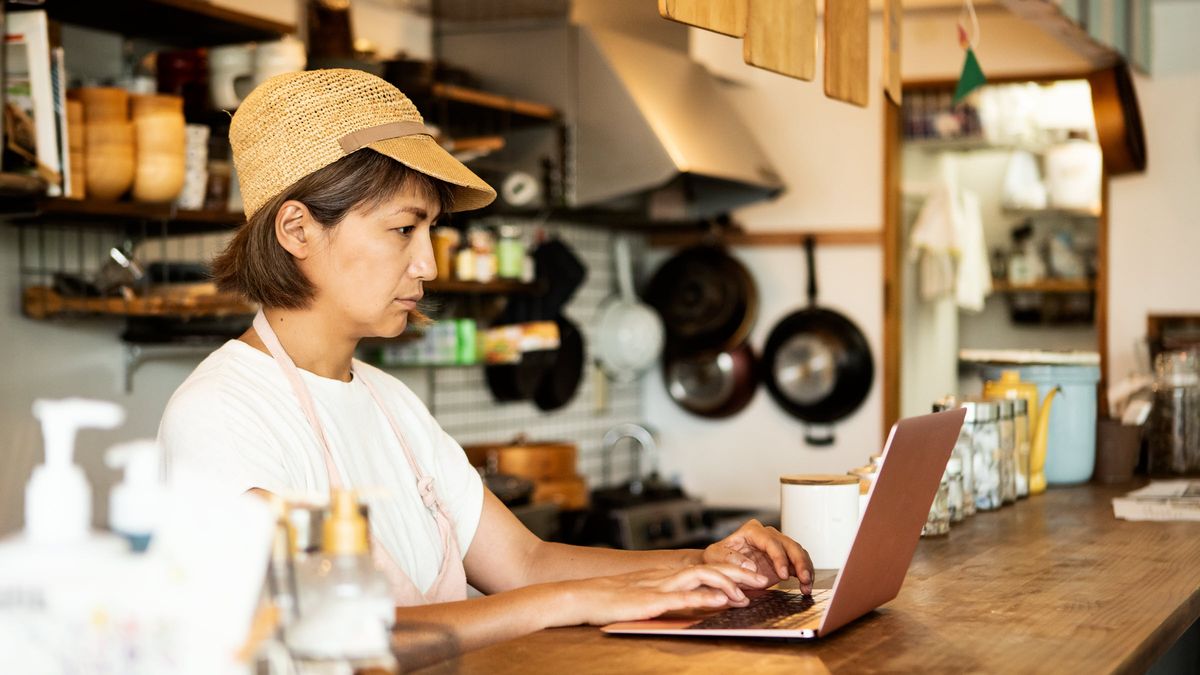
253, 311, 467, 605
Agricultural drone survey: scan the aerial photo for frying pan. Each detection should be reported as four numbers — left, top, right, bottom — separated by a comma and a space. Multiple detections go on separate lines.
645, 245, 758, 354
664, 341, 758, 419
761, 237, 873, 445
533, 315, 584, 411
594, 236, 664, 382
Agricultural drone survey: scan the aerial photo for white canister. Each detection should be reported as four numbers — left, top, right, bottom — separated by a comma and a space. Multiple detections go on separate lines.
780, 474, 860, 570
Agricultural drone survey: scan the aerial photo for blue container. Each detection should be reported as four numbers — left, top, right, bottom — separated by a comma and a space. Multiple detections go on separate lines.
983, 364, 1101, 486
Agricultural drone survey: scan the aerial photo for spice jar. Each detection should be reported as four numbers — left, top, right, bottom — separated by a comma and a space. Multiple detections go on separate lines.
996, 399, 1018, 505
431, 227, 459, 280
468, 226, 497, 283
496, 225, 525, 280
962, 399, 1001, 511
1013, 398, 1031, 498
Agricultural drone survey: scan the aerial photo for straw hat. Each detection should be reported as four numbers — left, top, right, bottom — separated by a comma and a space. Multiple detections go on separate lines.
230, 68, 496, 219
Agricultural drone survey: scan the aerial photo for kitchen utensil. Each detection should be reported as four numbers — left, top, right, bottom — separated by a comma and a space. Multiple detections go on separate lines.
743, 0, 816, 81
823, 0, 869, 107
982, 369, 1059, 495
658, 0, 747, 37
131, 94, 186, 203
761, 237, 874, 445
883, 0, 902, 104
208, 44, 256, 110
481, 472, 535, 507
534, 315, 585, 411
78, 87, 128, 123
485, 239, 585, 404
664, 341, 757, 419
464, 439, 578, 480
1087, 60, 1146, 175
594, 236, 664, 382
85, 122, 135, 200
645, 245, 758, 355
780, 474, 859, 569
983, 363, 1095, 486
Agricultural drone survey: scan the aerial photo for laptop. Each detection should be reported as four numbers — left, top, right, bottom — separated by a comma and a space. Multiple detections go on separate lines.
602, 408, 966, 640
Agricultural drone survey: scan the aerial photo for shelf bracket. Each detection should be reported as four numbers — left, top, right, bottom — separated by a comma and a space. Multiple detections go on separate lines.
121, 343, 218, 393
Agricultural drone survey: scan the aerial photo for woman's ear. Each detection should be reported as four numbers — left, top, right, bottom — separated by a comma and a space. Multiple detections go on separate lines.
275, 200, 316, 260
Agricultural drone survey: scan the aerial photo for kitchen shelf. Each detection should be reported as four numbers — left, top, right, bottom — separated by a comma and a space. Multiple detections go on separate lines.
648, 228, 882, 248
23, 285, 255, 320
23, 0, 295, 46
429, 83, 559, 121
1, 197, 243, 233
992, 278, 1095, 293
1001, 205, 1101, 219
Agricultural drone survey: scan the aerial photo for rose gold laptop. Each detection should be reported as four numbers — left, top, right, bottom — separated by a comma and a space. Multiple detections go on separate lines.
603, 409, 966, 640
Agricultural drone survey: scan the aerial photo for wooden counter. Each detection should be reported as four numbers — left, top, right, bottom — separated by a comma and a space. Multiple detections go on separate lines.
424, 484, 1200, 674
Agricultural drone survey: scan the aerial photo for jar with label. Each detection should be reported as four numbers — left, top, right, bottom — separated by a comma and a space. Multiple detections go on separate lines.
963, 399, 1001, 511
469, 226, 497, 283
496, 225, 525, 280
921, 473, 951, 537
1013, 397, 1031, 498
996, 399, 1017, 505
431, 227, 459, 280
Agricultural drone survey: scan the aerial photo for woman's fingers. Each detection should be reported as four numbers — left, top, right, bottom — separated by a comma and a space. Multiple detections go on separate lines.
716, 545, 759, 573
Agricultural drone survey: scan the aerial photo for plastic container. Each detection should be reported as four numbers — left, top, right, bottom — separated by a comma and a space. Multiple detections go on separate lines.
985, 364, 1101, 485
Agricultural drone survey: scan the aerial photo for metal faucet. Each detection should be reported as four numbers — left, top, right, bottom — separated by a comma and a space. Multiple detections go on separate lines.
601, 423, 657, 494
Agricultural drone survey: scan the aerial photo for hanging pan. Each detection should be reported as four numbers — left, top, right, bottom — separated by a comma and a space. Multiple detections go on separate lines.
760, 236, 873, 445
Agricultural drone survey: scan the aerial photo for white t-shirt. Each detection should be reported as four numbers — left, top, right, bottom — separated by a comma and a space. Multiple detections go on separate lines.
158, 340, 483, 594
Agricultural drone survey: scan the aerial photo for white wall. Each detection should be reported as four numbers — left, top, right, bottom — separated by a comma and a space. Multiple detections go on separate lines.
1107, 69, 1200, 381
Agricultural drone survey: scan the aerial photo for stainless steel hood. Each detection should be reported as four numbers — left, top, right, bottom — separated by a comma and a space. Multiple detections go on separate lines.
437, 22, 784, 221
571, 27, 784, 220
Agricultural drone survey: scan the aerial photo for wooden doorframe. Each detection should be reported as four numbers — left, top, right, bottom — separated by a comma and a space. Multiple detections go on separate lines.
882, 71, 1111, 435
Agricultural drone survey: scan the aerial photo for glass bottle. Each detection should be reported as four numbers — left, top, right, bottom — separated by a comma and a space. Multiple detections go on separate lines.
935, 396, 976, 518
945, 456, 965, 523
287, 490, 394, 668
921, 473, 951, 537
1148, 350, 1200, 474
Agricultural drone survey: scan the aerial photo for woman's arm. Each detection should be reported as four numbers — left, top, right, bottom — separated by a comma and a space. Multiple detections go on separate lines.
464, 491, 811, 595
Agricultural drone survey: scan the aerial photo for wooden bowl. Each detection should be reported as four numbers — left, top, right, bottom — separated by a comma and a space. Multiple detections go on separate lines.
134, 115, 185, 153
78, 87, 129, 123
85, 121, 134, 148
131, 93, 183, 118
86, 150, 135, 200
133, 152, 186, 203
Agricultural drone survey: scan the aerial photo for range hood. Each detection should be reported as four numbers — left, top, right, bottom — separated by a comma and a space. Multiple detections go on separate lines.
437, 23, 785, 221
570, 27, 784, 221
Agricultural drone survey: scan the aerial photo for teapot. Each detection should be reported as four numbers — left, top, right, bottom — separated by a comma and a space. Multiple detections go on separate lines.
983, 370, 1061, 495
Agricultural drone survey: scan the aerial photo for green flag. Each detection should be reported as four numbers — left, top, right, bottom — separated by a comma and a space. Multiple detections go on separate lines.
953, 47, 986, 103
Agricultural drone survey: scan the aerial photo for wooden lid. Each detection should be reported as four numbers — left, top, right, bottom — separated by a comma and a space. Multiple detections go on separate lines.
780, 474, 859, 486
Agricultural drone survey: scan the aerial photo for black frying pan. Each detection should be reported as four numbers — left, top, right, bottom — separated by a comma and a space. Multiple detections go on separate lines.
663, 340, 757, 419
533, 315, 584, 411
761, 237, 873, 446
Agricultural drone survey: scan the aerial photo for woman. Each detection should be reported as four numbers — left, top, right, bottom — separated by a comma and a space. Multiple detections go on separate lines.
159, 69, 812, 651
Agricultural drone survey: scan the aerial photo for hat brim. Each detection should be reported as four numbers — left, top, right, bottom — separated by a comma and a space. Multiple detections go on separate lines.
366, 135, 496, 213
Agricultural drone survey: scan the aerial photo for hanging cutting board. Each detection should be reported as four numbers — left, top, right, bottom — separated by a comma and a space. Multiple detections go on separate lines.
883, 0, 902, 104
823, 0, 869, 107
743, 0, 817, 81
658, 0, 748, 37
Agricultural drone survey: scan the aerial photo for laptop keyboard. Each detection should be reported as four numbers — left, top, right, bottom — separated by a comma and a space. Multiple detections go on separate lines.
687, 589, 828, 631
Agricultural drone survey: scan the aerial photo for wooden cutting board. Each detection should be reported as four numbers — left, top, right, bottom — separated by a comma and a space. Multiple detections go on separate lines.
883, 0, 902, 104
658, 0, 748, 37
824, 0, 870, 107
743, 0, 817, 81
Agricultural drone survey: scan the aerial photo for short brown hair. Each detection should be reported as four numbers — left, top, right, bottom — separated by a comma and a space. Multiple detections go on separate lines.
212, 149, 454, 309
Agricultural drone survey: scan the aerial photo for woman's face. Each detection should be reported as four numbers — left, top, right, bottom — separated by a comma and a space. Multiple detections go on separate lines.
303, 180, 439, 339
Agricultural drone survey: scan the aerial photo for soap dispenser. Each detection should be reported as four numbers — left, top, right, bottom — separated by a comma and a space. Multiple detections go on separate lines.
106, 440, 166, 552
286, 489, 394, 665
3, 398, 127, 554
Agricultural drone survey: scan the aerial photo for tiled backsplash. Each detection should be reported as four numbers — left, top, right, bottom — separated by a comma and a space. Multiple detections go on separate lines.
385, 221, 652, 489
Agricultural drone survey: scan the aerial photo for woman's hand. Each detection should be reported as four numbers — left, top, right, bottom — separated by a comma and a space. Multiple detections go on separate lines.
701, 519, 814, 594
558, 563, 768, 627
